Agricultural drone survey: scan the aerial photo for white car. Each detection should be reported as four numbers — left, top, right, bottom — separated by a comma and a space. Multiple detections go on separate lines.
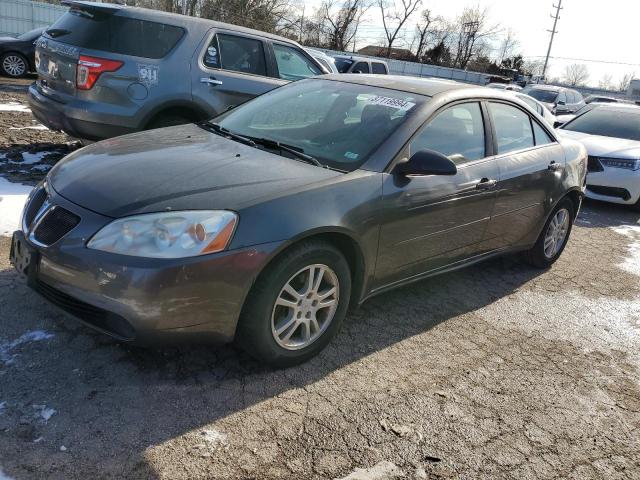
487, 82, 522, 91
513, 92, 557, 126
558, 104, 640, 209
305, 48, 339, 74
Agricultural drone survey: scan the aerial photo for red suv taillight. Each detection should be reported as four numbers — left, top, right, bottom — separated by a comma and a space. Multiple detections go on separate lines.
76, 55, 123, 90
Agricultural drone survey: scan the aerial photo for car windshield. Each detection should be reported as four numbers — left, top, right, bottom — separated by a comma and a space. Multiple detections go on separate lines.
17, 28, 42, 41
527, 89, 559, 103
563, 108, 640, 141
334, 58, 354, 73
214, 79, 425, 172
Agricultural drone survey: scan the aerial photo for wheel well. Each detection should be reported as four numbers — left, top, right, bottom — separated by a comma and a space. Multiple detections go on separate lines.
145, 106, 206, 128
257, 232, 367, 311
564, 190, 582, 219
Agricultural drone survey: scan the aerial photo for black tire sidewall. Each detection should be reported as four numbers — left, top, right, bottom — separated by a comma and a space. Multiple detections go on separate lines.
1, 53, 27, 78
238, 242, 351, 367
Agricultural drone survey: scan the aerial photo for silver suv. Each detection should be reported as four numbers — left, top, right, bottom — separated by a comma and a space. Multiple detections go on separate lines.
28, 1, 325, 140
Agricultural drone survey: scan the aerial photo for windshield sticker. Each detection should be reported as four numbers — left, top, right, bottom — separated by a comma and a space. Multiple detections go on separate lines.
138, 64, 159, 87
344, 152, 359, 160
367, 95, 415, 111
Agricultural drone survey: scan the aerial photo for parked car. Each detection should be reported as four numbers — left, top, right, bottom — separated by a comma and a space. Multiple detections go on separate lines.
11, 75, 586, 366
584, 95, 620, 104
525, 85, 585, 115
487, 82, 522, 91
306, 48, 338, 74
0, 27, 44, 78
513, 92, 556, 125
27, 1, 324, 141
558, 104, 640, 209
332, 55, 389, 74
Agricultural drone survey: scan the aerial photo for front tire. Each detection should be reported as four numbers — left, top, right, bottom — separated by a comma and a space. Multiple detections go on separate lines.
236, 240, 351, 367
525, 198, 574, 268
1, 53, 28, 78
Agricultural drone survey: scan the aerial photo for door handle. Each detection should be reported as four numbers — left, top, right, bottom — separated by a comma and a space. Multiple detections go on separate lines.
476, 178, 498, 190
548, 161, 563, 171
200, 77, 223, 86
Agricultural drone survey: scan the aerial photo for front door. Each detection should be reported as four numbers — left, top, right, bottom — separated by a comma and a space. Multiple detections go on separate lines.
192, 30, 286, 117
375, 102, 500, 288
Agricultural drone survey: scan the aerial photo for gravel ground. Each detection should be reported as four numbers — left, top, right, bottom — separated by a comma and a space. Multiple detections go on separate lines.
0, 78, 639, 480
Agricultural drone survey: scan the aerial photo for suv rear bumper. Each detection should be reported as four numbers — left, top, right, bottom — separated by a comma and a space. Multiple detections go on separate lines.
28, 84, 136, 141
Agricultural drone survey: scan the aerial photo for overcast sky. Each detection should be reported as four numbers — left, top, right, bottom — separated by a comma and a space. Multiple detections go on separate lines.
313, 0, 638, 87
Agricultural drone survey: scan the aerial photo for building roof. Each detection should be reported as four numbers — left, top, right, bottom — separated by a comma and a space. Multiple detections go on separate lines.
358, 45, 413, 59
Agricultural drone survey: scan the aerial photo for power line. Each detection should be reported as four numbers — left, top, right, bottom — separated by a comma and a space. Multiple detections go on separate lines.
542, 0, 562, 79
525, 55, 640, 67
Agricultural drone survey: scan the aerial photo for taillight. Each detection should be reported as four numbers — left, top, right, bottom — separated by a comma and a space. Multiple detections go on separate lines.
76, 55, 123, 90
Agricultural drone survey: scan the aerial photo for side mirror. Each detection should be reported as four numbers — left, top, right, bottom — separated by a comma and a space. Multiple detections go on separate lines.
396, 149, 458, 176
556, 100, 566, 106
553, 121, 564, 128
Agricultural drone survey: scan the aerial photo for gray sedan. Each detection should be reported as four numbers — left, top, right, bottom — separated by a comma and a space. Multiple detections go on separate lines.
11, 75, 587, 366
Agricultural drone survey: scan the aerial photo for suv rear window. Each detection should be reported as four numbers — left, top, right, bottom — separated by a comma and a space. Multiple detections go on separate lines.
372, 62, 387, 74
45, 9, 184, 59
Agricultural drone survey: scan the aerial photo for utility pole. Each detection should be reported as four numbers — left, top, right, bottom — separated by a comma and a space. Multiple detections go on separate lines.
542, 0, 563, 82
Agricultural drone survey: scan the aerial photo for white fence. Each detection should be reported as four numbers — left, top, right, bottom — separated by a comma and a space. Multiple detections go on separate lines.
0, 0, 67, 36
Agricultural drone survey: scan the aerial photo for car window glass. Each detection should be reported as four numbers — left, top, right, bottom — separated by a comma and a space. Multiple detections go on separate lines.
217, 79, 423, 171
562, 109, 640, 141
352, 62, 370, 73
527, 89, 558, 103
532, 121, 554, 146
490, 102, 535, 154
573, 91, 583, 103
410, 103, 485, 164
557, 91, 567, 103
334, 58, 353, 73
216, 34, 266, 76
203, 35, 221, 68
372, 62, 386, 74
273, 44, 321, 80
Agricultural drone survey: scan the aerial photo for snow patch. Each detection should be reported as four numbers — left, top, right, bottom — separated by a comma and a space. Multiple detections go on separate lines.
335, 461, 404, 480
0, 177, 32, 237
0, 467, 15, 480
611, 225, 640, 277
0, 102, 30, 113
0, 330, 55, 365
9, 125, 48, 131
33, 404, 56, 422
201, 429, 227, 445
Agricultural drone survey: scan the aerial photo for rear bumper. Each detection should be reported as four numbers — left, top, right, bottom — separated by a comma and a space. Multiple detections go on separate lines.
28, 83, 136, 141
585, 169, 640, 205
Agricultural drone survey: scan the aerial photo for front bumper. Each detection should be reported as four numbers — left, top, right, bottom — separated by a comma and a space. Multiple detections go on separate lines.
585, 168, 640, 205
11, 188, 283, 345
28, 83, 137, 141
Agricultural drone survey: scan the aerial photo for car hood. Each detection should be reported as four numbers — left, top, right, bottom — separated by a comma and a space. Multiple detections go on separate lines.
49, 124, 342, 218
557, 130, 640, 158
0, 37, 18, 43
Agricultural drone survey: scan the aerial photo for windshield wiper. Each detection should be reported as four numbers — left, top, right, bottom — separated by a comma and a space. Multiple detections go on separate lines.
200, 121, 256, 147
249, 137, 324, 168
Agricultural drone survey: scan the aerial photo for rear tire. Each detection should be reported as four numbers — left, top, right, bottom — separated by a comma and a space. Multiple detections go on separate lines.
525, 198, 574, 268
236, 240, 351, 368
1, 53, 28, 78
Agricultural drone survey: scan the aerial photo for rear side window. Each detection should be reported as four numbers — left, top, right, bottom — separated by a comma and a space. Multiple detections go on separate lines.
273, 44, 321, 80
411, 102, 485, 163
45, 10, 183, 59
213, 34, 266, 76
352, 62, 369, 73
372, 62, 387, 74
573, 91, 583, 103
489, 103, 535, 154
532, 121, 554, 146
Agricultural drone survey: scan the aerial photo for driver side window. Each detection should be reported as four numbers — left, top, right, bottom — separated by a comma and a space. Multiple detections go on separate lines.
410, 103, 486, 164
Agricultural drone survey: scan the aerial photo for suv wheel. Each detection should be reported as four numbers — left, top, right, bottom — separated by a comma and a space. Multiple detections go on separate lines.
1, 53, 28, 78
525, 198, 574, 268
237, 241, 351, 367
148, 114, 191, 129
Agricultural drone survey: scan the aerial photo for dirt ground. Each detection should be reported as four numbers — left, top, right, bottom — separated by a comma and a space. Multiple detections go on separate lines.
0, 78, 639, 480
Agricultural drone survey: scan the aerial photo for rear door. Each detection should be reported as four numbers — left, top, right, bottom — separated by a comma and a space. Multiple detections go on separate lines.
192, 30, 286, 116
484, 101, 564, 249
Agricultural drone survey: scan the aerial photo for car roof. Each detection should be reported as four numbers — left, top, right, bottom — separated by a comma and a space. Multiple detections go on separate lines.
528, 85, 562, 92
332, 55, 387, 64
61, 1, 304, 46
587, 103, 640, 112
319, 74, 476, 97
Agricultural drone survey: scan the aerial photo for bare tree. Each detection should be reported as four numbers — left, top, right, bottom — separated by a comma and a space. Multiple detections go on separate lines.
497, 28, 519, 64
413, 9, 433, 61
450, 6, 499, 69
523, 59, 545, 77
320, 0, 370, 51
598, 74, 613, 90
617, 71, 636, 92
378, 0, 422, 57
562, 63, 589, 87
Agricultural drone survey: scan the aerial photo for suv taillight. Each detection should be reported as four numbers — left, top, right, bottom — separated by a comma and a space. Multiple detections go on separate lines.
76, 55, 123, 90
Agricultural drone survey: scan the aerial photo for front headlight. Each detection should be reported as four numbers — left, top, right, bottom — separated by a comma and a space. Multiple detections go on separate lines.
599, 158, 640, 171
87, 210, 238, 258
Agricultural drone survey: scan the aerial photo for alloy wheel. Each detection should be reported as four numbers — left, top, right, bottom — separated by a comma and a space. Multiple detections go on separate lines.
543, 208, 570, 259
2, 55, 26, 77
271, 264, 339, 350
